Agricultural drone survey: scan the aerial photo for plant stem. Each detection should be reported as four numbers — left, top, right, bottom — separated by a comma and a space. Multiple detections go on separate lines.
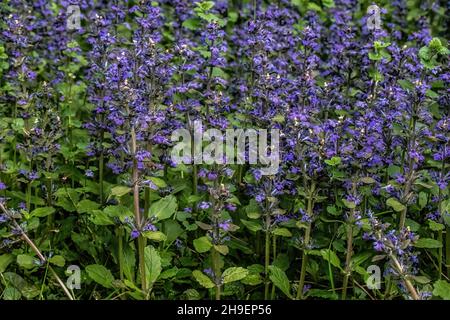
399, 207, 407, 231
390, 254, 419, 300
99, 151, 104, 205
192, 164, 198, 195
99, 114, 105, 205
131, 127, 146, 293
211, 247, 221, 300
118, 227, 124, 281
26, 182, 32, 212
270, 235, 277, 300
0, 203, 74, 300
342, 222, 354, 299
137, 236, 146, 293
45, 164, 54, 229
438, 229, 443, 279
264, 211, 271, 300
296, 184, 315, 300
446, 226, 450, 278
296, 224, 311, 300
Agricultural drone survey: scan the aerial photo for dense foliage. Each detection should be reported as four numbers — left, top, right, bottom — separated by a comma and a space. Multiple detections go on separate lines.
0, 0, 449, 300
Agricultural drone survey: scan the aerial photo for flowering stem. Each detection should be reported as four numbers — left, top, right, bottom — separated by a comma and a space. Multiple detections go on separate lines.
296, 182, 315, 300
236, 165, 243, 186
446, 227, 450, 278
98, 114, 105, 205
192, 164, 198, 195
342, 221, 354, 299
45, 155, 54, 230
263, 197, 272, 300
296, 224, 311, 300
131, 127, 146, 293
270, 235, 277, 300
137, 236, 146, 293
99, 151, 104, 205
26, 181, 32, 213
264, 221, 270, 300
399, 103, 417, 230
212, 247, 221, 300
390, 254, 419, 300
438, 230, 443, 279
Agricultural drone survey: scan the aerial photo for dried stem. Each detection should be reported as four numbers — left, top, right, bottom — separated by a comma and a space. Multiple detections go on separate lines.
0, 203, 75, 300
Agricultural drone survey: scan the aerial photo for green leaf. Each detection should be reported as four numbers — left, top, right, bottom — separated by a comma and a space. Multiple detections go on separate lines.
320, 249, 342, 270
433, 280, 450, 299
30, 207, 55, 218
325, 156, 341, 166
192, 270, 215, 289
193, 236, 212, 253
327, 205, 340, 216
160, 267, 179, 279
198, 1, 215, 11
411, 275, 431, 284
122, 246, 136, 282
241, 273, 263, 286
322, 0, 335, 8
414, 238, 442, 249
228, 11, 238, 23
146, 177, 167, 189
398, 79, 414, 91
104, 205, 131, 220
307, 2, 322, 12
268, 265, 292, 299
222, 267, 248, 284
272, 228, 292, 237
444, 212, 450, 227
387, 165, 401, 178
386, 198, 406, 212
182, 18, 201, 31
273, 253, 290, 271
214, 245, 229, 255
110, 185, 131, 197
307, 289, 338, 299
89, 209, 114, 226
144, 245, 162, 287
342, 198, 356, 209
3, 287, 21, 300
428, 220, 445, 232
164, 220, 184, 243
183, 288, 201, 300
0, 254, 14, 273
360, 177, 376, 184
49, 255, 65, 267
150, 195, 177, 221
368, 52, 382, 61
272, 114, 285, 123
405, 219, 420, 232
418, 192, 427, 209
86, 264, 114, 288
240, 219, 262, 232
143, 231, 167, 242
16, 255, 35, 269
2, 272, 39, 299
77, 199, 100, 213
245, 200, 261, 219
